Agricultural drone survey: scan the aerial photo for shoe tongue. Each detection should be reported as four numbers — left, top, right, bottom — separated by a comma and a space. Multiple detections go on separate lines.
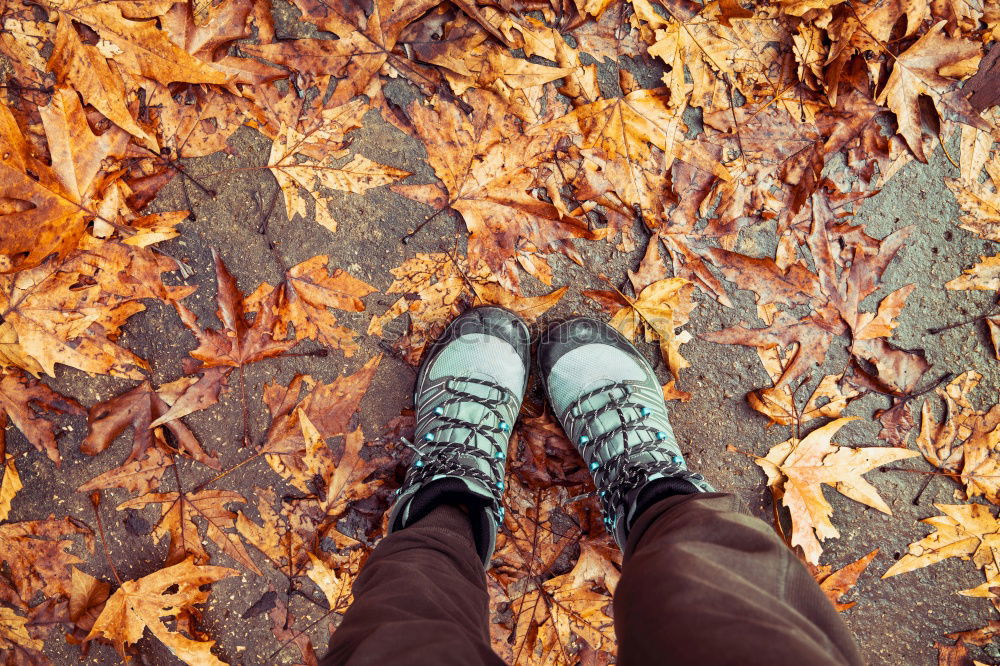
437, 374, 500, 448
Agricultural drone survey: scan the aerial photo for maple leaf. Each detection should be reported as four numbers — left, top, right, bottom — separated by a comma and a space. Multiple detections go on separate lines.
0, 368, 83, 465
0, 517, 93, 602
0, 440, 22, 522
267, 123, 409, 234
0, 95, 102, 272
883, 503, 1000, 597
809, 548, 879, 612
260, 356, 381, 485
947, 159, 1000, 243
0, 236, 193, 378
876, 21, 987, 162
174, 250, 296, 372
585, 277, 696, 380
42, 0, 228, 144
755, 417, 919, 564
537, 87, 729, 224
410, 12, 572, 98
0, 606, 43, 661
246, 255, 377, 357
117, 488, 261, 574
508, 545, 618, 664
245, 0, 440, 104
236, 486, 316, 579
86, 557, 237, 665
369, 253, 565, 363
393, 91, 599, 290
747, 348, 860, 428
915, 371, 1000, 503
80, 376, 221, 474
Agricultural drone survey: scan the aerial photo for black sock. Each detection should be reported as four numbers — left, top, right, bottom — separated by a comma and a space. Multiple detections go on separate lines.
397, 477, 493, 563
628, 477, 700, 530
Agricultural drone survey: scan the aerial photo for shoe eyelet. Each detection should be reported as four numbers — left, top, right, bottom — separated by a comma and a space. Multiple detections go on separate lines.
424, 432, 435, 442
434, 406, 444, 416
496, 480, 505, 490
494, 451, 505, 460
640, 406, 651, 417
656, 431, 667, 440
579, 435, 590, 445
498, 421, 510, 432
671, 454, 683, 465
589, 461, 600, 472
414, 459, 425, 468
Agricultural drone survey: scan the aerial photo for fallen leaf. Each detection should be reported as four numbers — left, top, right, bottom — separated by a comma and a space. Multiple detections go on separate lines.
87, 558, 237, 664
756, 417, 919, 563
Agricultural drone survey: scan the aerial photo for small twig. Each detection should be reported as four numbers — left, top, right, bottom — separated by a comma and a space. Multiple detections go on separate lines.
401, 207, 449, 244
928, 307, 1000, 334
938, 133, 959, 169
89, 492, 122, 586
239, 366, 251, 448
282, 348, 330, 359
912, 473, 934, 506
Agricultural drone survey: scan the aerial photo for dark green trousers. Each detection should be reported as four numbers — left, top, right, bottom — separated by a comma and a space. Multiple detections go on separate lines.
323, 493, 864, 665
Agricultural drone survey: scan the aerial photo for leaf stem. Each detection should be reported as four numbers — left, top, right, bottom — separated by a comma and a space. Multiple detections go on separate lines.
89, 492, 122, 586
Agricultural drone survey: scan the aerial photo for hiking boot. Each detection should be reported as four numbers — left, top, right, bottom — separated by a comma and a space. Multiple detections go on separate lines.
388, 306, 530, 565
537, 317, 713, 548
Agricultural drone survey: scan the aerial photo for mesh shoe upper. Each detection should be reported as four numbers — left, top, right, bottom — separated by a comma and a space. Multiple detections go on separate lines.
538, 317, 713, 548
388, 306, 529, 565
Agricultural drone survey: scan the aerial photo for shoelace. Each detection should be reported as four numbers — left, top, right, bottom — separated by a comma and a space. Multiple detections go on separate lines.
402, 377, 513, 517
565, 380, 694, 530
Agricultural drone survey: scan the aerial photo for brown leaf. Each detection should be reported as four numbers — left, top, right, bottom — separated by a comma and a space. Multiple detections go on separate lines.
174, 249, 296, 371
876, 21, 987, 161
0, 369, 83, 465
68, 567, 110, 634
0, 517, 93, 602
118, 490, 262, 575
756, 417, 919, 563
811, 548, 879, 611
0, 236, 193, 378
80, 377, 220, 470
87, 557, 237, 664
394, 91, 598, 291
246, 255, 377, 356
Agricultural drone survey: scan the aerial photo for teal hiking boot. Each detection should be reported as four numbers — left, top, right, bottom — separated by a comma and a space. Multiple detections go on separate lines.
388, 306, 530, 565
537, 317, 713, 548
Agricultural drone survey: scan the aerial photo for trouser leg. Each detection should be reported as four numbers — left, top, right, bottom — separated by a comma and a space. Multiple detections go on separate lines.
614, 492, 864, 666
321, 504, 504, 666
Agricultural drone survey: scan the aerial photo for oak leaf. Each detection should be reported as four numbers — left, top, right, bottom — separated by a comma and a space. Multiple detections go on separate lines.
86, 558, 237, 665
755, 417, 919, 563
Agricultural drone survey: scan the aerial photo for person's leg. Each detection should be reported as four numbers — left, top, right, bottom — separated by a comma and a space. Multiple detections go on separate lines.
614, 491, 864, 666
322, 502, 503, 666
535, 318, 863, 665
323, 307, 531, 665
